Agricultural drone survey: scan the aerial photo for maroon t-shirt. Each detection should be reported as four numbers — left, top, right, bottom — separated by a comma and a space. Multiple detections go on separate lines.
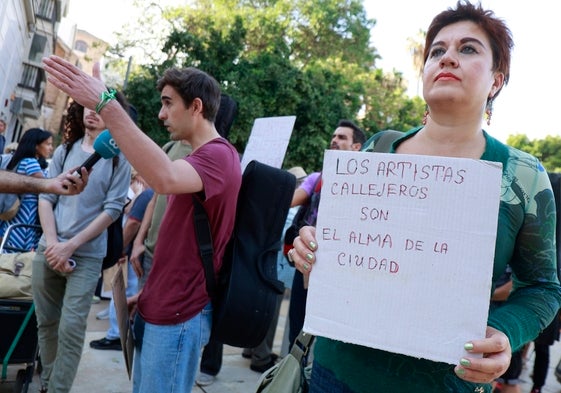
137, 138, 241, 325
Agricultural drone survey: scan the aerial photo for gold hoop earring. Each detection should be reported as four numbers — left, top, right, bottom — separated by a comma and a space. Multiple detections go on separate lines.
422, 108, 429, 125
485, 100, 493, 126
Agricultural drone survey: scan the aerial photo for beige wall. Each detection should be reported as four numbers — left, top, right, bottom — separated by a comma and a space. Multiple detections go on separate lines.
40, 29, 108, 136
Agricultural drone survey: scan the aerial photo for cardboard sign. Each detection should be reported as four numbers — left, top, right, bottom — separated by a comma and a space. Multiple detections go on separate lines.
112, 265, 134, 379
304, 150, 503, 365
240, 116, 296, 171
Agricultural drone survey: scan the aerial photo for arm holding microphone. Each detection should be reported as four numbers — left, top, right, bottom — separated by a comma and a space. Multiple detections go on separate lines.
0, 167, 88, 195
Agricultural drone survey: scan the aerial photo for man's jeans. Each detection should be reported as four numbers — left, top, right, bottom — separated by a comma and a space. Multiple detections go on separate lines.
132, 302, 212, 393
32, 246, 101, 392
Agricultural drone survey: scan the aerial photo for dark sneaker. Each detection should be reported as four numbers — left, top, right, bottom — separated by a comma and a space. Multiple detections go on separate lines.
250, 360, 276, 373
249, 354, 279, 373
89, 337, 122, 351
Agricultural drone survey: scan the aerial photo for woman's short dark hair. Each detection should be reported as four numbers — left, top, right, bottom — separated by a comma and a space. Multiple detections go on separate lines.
156, 67, 221, 122
8, 128, 53, 170
423, 1, 513, 97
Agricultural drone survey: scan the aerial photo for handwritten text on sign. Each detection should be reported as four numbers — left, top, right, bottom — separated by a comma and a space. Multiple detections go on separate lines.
304, 150, 502, 365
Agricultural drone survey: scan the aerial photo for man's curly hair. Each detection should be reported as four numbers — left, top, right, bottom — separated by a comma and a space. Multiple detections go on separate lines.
63, 100, 85, 149
63, 90, 130, 150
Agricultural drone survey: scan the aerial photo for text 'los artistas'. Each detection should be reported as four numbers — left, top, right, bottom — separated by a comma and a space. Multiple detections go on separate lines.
330, 157, 467, 199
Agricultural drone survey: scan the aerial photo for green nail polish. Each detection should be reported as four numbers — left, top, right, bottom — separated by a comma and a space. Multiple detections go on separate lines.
303, 263, 310, 271
305, 253, 314, 261
464, 342, 474, 351
309, 241, 317, 250
460, 358, 470, 367
455, 367, 465, 376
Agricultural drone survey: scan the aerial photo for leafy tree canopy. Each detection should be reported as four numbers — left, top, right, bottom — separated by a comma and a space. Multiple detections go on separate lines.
507, 134, 561, 173
113, 0, 424, 172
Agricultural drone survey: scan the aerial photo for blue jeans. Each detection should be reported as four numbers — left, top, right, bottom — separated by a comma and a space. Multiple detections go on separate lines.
310, 362, 354, 393
132, 302, 212, 393
107, 262, 138, 340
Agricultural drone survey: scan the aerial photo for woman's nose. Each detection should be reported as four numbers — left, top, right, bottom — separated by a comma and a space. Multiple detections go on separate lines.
439, 50, 458, 68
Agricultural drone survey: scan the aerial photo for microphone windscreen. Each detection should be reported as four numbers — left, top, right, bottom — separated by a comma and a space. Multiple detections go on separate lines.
94, 129, 120, 158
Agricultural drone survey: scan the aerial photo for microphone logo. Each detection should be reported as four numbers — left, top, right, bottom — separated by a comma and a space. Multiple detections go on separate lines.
94, 129, 120, 158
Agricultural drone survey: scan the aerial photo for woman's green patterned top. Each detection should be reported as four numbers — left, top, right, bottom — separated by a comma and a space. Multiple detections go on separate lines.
313, 127, 561, 393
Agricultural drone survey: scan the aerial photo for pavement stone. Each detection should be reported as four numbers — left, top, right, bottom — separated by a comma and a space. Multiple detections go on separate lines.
0, 298, 283, 393
3, 297, 561, 392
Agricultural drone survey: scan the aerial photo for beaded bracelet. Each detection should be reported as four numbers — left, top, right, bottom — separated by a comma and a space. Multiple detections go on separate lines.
95, 89, 117, 113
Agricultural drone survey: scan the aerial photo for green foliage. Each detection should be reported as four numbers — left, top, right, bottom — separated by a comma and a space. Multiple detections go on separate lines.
506, 134, 561, 172
119, 0, 424, 172
124, 68, 169, 146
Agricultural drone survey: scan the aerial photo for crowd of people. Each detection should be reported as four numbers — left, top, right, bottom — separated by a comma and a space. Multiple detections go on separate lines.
1, 1, 561, 393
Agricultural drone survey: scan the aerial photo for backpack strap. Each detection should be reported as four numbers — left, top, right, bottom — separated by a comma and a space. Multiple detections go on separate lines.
162, 141, 175, 154
192, 196, 217, 298
363, 129, 404, 153
290, 329, 315, 364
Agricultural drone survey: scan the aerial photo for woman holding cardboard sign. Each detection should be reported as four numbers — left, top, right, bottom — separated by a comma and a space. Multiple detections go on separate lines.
290, 1, 561, 392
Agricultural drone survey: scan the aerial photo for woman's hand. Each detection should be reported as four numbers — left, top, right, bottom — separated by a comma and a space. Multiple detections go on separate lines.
288, 226, 317, 288
454, 326, 511, 383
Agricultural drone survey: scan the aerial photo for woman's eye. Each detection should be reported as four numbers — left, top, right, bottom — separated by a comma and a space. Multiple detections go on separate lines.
429, 47, 445, 58
460, 45, 477, 54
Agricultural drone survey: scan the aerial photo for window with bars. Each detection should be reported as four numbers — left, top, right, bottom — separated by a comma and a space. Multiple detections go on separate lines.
29, 34, 48, 63
36, 0, 56, 20
74, 40, 89, 53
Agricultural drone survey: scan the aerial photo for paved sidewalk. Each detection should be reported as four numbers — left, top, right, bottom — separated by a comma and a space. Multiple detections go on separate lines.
1, 298, 287, 393
515, 342, 561, 393
3, 296, 561, 393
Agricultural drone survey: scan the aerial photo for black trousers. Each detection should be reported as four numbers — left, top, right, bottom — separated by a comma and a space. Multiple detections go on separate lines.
288, 270, 308, 348
199, 337, 223, 376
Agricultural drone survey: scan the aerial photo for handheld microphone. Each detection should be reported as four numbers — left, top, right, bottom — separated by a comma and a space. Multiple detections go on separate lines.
72, 129, 120, 177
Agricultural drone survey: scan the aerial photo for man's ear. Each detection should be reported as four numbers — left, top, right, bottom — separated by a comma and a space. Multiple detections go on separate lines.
191, 97, 204, 115
351, 143, 362, 151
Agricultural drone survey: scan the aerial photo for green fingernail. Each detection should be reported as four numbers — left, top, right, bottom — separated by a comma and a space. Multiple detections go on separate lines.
303, 263, 310, 271
455, 367, 465, 376
460, 358, 470, 367
305, 253, 314, 261
464, 342, 474, 351
309, 241, 317, 250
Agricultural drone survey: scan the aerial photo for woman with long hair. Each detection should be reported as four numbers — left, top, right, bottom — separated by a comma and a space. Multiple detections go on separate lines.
0, 128, 53, 251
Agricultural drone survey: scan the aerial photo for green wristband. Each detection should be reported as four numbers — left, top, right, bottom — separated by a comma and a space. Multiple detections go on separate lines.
95, 89, 117, 113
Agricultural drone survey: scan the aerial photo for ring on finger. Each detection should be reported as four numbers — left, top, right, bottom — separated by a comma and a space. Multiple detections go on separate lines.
287, 248, 295, 263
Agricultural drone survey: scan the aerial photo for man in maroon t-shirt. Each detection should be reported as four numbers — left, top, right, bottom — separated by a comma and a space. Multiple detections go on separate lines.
42, 57, 242, 393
